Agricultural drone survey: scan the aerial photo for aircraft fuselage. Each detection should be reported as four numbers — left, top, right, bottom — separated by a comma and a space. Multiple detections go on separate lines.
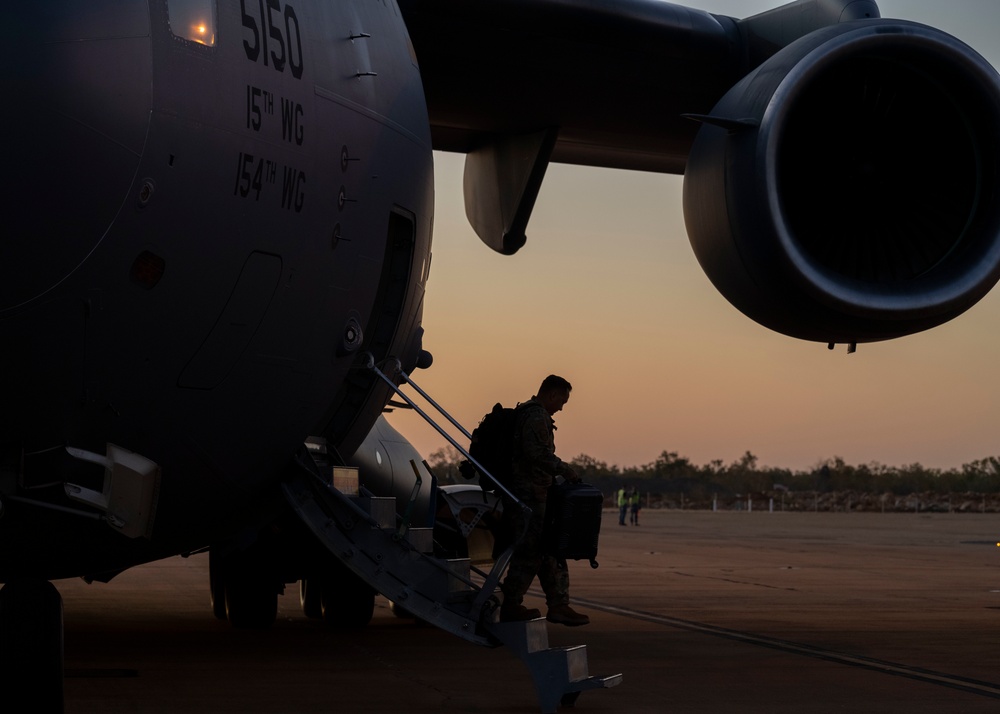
1, 0, 432, 579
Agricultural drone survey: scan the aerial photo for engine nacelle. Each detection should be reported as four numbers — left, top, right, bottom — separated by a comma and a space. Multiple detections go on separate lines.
683, 20, 1000, 344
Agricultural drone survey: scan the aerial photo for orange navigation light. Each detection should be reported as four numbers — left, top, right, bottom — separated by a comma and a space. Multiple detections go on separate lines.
167, 0, 217, 47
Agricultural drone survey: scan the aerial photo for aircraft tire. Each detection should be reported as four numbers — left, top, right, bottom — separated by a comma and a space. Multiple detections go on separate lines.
208, 549, 228, 620
0, 579, 64, 712
299, 578, 323, 619
388, 600, 416, 619
319, 563, 375, 630
224, 573, 277, 630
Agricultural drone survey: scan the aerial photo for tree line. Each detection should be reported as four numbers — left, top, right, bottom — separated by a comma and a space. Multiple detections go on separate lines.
426, 446, 1000, 498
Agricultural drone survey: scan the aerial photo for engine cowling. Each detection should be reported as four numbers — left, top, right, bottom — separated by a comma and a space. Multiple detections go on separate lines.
683, 19, 1000, 344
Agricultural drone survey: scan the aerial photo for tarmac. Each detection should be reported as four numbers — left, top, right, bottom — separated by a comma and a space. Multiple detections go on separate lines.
58, 510, 1000, 713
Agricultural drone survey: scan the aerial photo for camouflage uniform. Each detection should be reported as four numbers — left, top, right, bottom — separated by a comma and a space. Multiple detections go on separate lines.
500, 398, 574, 608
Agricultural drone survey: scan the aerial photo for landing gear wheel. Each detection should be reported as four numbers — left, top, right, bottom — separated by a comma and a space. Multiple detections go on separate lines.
299, 578, 323, 619
0, 579, 64, 712
319, 562, 375, 630
210, 545, 279, 629
388, 599, 416, 619
224, 573, 278, 630
208, 548, 228, 620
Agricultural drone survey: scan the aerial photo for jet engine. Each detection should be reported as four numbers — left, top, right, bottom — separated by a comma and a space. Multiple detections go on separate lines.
683, 19, 1000, 344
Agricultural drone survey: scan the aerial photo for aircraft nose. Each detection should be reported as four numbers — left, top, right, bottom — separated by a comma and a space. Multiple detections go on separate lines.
0, 4, 152, 312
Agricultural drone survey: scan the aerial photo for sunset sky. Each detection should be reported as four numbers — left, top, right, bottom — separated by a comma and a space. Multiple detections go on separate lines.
387, 0, 1000, 474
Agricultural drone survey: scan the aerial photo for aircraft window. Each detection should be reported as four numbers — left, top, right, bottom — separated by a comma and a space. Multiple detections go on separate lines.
166, 0, 217, 47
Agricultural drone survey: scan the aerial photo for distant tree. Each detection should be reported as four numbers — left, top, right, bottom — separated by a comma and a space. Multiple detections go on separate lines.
570, 454, 619, 482
439, 444, 1000, 502
427, 445, 464, 485
957, 457, 1000, 492
891, 462, 941, 494
652, 451, 697, 479
720, 451, 768, 493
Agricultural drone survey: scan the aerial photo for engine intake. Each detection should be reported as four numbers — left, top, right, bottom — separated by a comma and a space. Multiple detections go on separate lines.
683, 20, 1000, 343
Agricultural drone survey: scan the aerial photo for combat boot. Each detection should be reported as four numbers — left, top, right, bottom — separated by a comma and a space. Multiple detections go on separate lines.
546, 604, 590, 626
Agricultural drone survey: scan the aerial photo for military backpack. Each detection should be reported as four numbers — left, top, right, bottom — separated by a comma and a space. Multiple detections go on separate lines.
461, 402, 526, 490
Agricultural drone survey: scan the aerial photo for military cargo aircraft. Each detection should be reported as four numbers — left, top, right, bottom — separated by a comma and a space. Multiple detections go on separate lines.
3, 0, 1000, 710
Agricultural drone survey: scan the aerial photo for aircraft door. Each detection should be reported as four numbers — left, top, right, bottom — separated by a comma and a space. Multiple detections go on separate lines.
319, 210, 418, 449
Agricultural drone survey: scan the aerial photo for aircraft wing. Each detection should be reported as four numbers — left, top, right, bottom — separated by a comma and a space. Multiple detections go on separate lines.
400, 0, 1000, 346
400, 0, 746, 174
398, 0, 893, 173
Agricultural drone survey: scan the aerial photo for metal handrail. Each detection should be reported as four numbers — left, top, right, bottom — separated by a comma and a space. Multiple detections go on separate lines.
364, 355, 531, 613
366, 356, 530, 513
397, 364, 474, 441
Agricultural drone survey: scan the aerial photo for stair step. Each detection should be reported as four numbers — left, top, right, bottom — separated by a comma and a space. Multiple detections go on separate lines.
331, 465, 359, 494
405, 527, 433, 553
443, 558, 473, 598
562, 644, 589, 683
407, 557, 474, 603
525, 644, 591, 685
358, 496, 395, 528
557, 674, 625, 712
489, 618, 549, 654
526, 645, 592, 714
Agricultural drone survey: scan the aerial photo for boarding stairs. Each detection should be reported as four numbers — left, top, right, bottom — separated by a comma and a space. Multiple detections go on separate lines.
282, 356, 621, 713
